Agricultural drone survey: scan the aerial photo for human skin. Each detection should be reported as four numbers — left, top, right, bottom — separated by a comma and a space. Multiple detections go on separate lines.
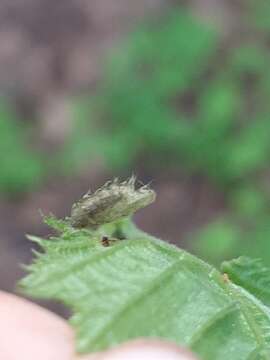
0, 291, 197, 360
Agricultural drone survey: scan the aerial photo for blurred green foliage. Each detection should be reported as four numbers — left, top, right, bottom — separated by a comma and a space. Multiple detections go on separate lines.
2, 4, 270, 267
66, 11, 270, 183
65, 8, 270, 264
248, 0, 270, 30
66, 13, 218, 171
0, 102, 44, 195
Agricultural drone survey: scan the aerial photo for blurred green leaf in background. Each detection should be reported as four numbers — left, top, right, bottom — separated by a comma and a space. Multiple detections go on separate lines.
2, 3, 270, 269
0, 101, 44, 195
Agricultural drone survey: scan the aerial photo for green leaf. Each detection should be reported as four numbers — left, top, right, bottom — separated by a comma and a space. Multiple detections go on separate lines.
19, 226, 270, 359
221, 256, 270, 308
19, 180, 270, 359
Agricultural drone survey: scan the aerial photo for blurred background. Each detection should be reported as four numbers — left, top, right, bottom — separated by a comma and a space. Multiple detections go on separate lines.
1, 0, 270, 308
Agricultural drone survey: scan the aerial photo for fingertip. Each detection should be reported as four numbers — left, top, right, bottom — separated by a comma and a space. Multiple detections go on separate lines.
0, 291, 74, 360
80, 339, 198, 360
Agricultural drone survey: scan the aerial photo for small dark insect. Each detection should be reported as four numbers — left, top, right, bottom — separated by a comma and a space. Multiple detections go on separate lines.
101, 235, 119, 247
101, 236, 110, 247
